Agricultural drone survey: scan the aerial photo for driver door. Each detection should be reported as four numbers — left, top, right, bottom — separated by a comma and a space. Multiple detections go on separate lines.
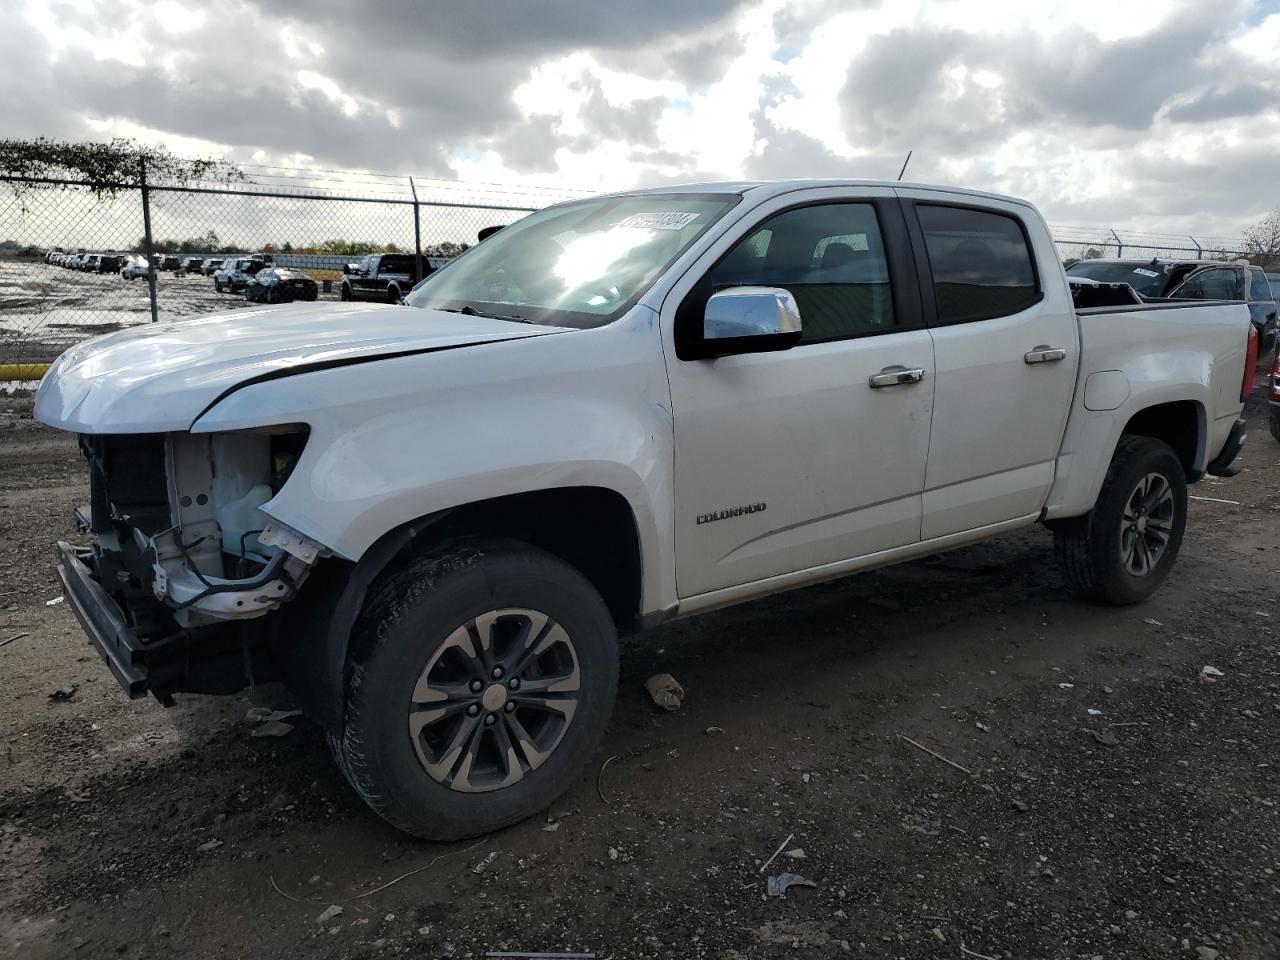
662, 188, 935, 598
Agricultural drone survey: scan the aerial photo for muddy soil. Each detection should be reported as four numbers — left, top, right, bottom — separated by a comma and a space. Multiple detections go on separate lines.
1, 379, 1277, 960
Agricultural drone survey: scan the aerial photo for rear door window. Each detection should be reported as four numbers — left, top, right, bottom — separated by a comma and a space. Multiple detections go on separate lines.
1173, 268, 1239, 300
916, 205, 1040, 324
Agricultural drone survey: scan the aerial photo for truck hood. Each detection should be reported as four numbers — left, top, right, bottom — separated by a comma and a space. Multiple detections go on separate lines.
34, 302, 567, 433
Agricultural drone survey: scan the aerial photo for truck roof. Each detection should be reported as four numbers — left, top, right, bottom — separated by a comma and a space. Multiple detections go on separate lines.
603, 179, 1036, 209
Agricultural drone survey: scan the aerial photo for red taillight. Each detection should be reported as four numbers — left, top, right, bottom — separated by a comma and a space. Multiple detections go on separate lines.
1269, 348, 1280, 402
1243, 324, 1259, 401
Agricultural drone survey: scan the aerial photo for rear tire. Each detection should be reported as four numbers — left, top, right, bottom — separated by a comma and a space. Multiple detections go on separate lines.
1054, 435, 1187, 605
1269, 414, 1280, 443
340, 283, 352, 301
214, 279, 223, 293
331, 537, 619, 840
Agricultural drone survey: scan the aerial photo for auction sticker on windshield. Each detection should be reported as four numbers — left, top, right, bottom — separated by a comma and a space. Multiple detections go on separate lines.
1132, 268, 1161, 278
618, 212, 701, 230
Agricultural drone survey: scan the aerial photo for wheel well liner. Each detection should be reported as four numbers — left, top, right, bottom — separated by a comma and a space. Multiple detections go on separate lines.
271, 486, 643, 734
1120, 400, 1203, 480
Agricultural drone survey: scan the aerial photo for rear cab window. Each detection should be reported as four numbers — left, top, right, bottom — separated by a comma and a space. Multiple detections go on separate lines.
915, 204, 1041, 324
1249, 268, 1275, 303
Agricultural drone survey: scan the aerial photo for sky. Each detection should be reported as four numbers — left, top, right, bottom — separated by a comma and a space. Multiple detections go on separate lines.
3, 0, 1279, 239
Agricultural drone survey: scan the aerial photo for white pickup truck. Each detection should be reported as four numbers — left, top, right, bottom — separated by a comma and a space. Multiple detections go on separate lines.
35, 180, 1254, 840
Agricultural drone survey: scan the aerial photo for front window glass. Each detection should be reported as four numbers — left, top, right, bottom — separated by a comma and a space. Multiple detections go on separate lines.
405, 193, 738, 328
705, 202, 895, 342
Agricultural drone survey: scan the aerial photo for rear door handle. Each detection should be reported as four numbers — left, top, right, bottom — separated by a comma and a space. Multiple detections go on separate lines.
868, 366, 925, 389
1025, 345, 1067, 364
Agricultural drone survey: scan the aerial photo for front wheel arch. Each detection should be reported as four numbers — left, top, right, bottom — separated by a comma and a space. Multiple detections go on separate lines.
272, 486, 644, 735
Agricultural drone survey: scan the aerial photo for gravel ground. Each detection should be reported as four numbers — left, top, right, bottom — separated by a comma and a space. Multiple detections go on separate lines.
0, 374, 1277, 960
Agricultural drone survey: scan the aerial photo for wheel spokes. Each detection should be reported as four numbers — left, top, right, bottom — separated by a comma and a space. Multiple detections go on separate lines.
407, 606, 581, 793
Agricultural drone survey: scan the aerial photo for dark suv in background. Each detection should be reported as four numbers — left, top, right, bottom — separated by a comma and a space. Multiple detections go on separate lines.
340, 253, 432, 303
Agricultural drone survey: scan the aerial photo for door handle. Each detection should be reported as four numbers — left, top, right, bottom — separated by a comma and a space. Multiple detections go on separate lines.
868, 366, 925, 388
1024, 345, 1067, 364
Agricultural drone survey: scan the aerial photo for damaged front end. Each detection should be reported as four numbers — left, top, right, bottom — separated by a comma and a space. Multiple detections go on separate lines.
57, 428, 323, 704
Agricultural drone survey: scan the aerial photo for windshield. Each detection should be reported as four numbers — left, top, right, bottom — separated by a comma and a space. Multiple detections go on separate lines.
1066, 260, 1172, 297
405, 193, 739, 327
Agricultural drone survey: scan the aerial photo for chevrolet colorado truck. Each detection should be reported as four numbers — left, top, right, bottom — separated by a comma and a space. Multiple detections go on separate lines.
35, 181, 1254, 840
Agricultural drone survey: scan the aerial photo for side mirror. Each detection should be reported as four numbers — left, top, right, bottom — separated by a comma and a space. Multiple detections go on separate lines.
343, 263, 357, 275
697, 286, 802, 358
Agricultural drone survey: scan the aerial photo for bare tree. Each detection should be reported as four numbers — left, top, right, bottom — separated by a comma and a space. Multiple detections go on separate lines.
1243, 209, 1280, 271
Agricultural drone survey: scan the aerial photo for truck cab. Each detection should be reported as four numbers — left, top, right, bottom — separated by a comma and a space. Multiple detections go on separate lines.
340, 253, 431, 303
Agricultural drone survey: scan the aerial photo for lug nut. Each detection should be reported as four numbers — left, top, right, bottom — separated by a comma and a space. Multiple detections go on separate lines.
466, 704, 480, 717
508, 678, 520, 691
505, 701, 516, 713
491, 666, 505, 680
469, 679, 483, 693
483, 714, 496, 726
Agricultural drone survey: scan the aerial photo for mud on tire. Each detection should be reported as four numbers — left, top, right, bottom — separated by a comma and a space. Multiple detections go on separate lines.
330, 537, 619, 840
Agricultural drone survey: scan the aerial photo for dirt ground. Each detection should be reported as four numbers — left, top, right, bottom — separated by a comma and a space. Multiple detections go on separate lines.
0, 260, 343, 366
1, 375, 1278, 960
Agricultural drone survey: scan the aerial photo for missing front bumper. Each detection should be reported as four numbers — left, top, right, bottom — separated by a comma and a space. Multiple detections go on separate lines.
56, 541, 186, 699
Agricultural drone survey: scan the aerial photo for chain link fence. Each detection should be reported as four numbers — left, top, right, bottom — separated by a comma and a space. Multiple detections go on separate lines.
0, 174, 542, 374
0, 168, 1254, 380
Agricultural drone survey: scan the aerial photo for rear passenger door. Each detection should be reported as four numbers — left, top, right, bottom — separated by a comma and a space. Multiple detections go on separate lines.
898, 192, 1078, 540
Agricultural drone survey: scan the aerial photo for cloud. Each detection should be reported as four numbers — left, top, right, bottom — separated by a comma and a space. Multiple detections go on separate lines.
1166, 83, 1279, 123
3, 0, 1279, 238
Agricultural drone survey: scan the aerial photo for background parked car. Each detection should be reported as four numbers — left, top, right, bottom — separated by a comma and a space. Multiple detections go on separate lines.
79, 254, 101, 272
244, 267, 318, 303
1248, 267, 1277, 351
1067, 257, 1275, 348
340, 253, 431, 303
97, 255, 122, 274
154, 255, 182, 273
213, 257, 266, 293
182, 257, 205, 275
200, 258, 224, 276
120, 256, 150, 280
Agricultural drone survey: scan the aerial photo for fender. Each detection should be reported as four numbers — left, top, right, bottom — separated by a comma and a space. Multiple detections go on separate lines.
1044, 301, 1248, 519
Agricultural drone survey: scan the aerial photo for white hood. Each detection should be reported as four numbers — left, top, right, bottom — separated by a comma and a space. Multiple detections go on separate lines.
34, 302, 566, 433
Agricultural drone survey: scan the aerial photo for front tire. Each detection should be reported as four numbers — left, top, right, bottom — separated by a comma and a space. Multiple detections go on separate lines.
1054, 435, 1187, 605
332, 538, 619, 840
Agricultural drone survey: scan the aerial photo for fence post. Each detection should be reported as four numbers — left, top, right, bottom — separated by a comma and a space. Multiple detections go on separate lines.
139, 158, 159, 324
409, 176, 423, 285
1109, 229, 1123, 258
1189, 236, 1202, 257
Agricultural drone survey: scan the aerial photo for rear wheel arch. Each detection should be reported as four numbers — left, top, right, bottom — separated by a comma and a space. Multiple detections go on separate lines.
1118, 399, 1205, 480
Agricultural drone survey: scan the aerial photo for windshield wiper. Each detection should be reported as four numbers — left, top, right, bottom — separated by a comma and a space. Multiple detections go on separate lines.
454, 304, 535, 324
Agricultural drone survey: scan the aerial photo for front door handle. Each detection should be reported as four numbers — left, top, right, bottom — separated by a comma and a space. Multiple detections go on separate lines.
868, 365, 925, 388
1025, 345, 1067, 364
